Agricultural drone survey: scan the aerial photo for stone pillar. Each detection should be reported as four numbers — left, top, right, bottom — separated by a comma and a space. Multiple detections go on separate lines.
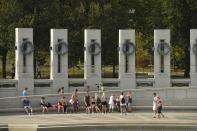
190, 29, 197, 87
84, 29, 101, 90
50, 29, 68, 93
119, 30, 136, 89
15, 28, 34, 95
154, 29, 171, 88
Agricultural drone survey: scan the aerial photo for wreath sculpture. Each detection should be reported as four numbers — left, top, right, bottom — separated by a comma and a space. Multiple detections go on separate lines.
20, 39, 34, 55
157, 42, 170, 55
122, 40, 135, 55
88, 41, 101, 56
55, 40, 68, 55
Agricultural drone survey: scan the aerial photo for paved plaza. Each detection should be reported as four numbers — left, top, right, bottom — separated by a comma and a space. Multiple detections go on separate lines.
0, 111, 197, 131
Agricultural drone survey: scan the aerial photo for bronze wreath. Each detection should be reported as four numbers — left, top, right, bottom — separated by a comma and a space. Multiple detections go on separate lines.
55, 41, 68, 55
157, 42, 170, 55
122, 40, 135, 55
88, 41, 101, 56
20, 39, 34, 55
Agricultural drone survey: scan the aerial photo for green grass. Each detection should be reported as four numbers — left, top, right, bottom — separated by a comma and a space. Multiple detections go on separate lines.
0, 63, 186, 79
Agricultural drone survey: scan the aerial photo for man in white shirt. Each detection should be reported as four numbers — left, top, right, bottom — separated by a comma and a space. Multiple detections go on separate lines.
120, 92, 127, 115
153, 92, 158, 118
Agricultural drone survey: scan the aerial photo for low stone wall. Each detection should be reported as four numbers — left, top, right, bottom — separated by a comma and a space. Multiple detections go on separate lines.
0, 87, 197, 112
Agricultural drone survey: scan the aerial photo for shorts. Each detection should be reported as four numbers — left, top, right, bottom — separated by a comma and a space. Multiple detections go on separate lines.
86, 103, 90, 107
101, 101, 107, 106
157, 106, 162, 113
120, 103, 126, 107
153, 104, 157, 111
109, 104, 114, 109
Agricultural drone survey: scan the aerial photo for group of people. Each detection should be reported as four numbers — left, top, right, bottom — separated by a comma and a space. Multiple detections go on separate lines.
84, 91, 132, 114
21, 87, 165, 118
152, 92, 165, 118
20, 87, 133, 115
21, 87, 79, 115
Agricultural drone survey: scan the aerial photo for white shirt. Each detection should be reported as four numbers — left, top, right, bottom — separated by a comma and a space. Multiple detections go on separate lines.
153, 96, 157, 111
120, 95, 123, 100
108, 96, 114, 105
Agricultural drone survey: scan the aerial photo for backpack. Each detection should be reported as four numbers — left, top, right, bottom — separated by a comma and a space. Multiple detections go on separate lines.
128, 97, 132, 103
121, 97, 125, 104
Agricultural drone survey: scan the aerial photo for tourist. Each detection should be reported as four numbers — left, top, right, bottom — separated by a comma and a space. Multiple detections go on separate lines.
57, 86, 64, 96
126, 91, 132, 112
101, 92, 107, 114
108, 94, 114, 113
36, 64, 41, 78
91, 96, 96, 113
70, 89, 78, 113
115, 96, 120, 112
100, 84, 105, 92
153, 92, 158, 118
22, 97, 33, 115
40, 96, 51, 113
95, 93, 101, 113
86, 85, 90, 92
22, 88, 28, 97
120, 92, 127, 115
96, 84, 100, 92
84, 92, 91, 114
58, 96, 67, 113
157, 96, 165, 118
10, 63, 15, 79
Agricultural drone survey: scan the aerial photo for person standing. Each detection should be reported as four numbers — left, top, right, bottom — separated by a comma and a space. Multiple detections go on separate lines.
10, 64, 15, 79
57, 86, 64, 96
70, 89, 78, 113
126, 91, 132, 112
108, 94, 114, 113
101, 92, 107, 114
84, 92, 91, 114
22, 88, 28, 97
115, 96, 120, 112
36, 64, 41, 78
86, 85, 90, 92
153, 92, 158, 118
95, 93, 101, 113
157, 96, 165, 118
120, 92, 127, 115
91, 96, 96, 113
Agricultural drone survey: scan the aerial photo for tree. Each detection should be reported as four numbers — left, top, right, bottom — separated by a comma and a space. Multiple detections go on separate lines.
162, 0, 197, 77
0, 0, 19, 78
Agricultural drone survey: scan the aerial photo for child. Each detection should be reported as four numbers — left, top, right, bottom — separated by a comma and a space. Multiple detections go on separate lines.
157, 96, 165, 118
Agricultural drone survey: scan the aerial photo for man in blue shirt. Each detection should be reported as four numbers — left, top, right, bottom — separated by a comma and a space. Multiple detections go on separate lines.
22, 88, 28, 96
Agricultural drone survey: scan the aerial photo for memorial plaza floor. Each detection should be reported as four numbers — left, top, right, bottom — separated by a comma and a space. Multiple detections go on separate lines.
0, 111, 197, 131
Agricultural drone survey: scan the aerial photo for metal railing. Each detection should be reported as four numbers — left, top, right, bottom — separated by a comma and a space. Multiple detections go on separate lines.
0, 78, 192, 89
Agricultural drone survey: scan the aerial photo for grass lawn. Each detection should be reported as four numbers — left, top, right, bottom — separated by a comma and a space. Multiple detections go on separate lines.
0, 63, 186, 79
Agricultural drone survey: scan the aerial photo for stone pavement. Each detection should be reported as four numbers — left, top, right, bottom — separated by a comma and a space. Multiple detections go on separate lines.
0, 111, 197, 130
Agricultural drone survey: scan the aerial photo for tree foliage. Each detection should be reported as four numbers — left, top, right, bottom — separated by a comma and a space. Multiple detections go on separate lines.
0, 0, 197, 78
